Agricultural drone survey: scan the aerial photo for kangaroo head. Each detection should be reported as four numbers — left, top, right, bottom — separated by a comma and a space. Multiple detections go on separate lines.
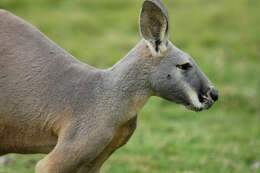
140, 0, 218, 111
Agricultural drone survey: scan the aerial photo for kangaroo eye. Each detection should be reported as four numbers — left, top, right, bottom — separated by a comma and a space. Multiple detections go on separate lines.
176, 63, 192, 70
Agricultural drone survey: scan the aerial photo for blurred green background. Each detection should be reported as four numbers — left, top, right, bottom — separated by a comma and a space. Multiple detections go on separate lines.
0, 0, 260, 173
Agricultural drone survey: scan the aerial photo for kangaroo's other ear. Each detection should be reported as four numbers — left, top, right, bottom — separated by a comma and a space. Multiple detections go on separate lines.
140, 0, 169, 56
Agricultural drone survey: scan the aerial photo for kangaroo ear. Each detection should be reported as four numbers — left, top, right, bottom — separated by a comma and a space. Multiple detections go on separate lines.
140, 0, 169, 56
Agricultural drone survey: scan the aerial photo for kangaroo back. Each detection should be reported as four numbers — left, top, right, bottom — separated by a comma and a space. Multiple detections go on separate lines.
0, 10, 91, 118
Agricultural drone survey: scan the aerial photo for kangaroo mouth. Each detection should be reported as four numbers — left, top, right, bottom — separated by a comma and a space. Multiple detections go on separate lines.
184, 103, 203, 112
184, 93, 215, 112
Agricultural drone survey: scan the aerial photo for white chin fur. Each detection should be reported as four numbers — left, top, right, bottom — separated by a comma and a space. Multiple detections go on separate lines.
184, 84, 205, 112
188, 89, 203, 108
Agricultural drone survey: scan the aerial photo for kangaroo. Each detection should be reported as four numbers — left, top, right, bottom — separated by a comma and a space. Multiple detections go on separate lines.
0, 0, 218, 172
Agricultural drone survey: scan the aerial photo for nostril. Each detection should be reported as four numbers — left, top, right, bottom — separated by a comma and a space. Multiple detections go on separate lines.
210, 88, 218, 101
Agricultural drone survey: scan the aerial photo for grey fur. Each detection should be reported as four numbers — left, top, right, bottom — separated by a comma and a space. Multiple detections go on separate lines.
0, 0, 218, 172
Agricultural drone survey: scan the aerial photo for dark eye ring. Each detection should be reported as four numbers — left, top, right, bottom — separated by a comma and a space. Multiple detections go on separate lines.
176, 63, 192, 70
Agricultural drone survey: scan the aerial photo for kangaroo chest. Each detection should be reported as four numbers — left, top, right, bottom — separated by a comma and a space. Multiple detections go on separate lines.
104, 115, 137, 155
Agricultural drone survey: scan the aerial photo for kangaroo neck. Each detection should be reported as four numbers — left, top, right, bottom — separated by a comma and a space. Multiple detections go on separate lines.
106, 40, 153, 95
103, 40, 154, 123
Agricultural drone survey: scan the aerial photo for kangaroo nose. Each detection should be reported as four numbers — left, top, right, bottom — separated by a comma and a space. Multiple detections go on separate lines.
209, 87, 218, 101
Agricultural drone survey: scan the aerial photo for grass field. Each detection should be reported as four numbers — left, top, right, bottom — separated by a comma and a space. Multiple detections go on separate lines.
0, 0, 260, 172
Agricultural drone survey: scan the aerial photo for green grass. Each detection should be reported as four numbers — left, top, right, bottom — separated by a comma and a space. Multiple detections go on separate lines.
0, 0, 260, 172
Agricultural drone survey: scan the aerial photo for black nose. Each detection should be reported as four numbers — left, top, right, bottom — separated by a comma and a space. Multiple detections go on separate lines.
209, 87, 218, 101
